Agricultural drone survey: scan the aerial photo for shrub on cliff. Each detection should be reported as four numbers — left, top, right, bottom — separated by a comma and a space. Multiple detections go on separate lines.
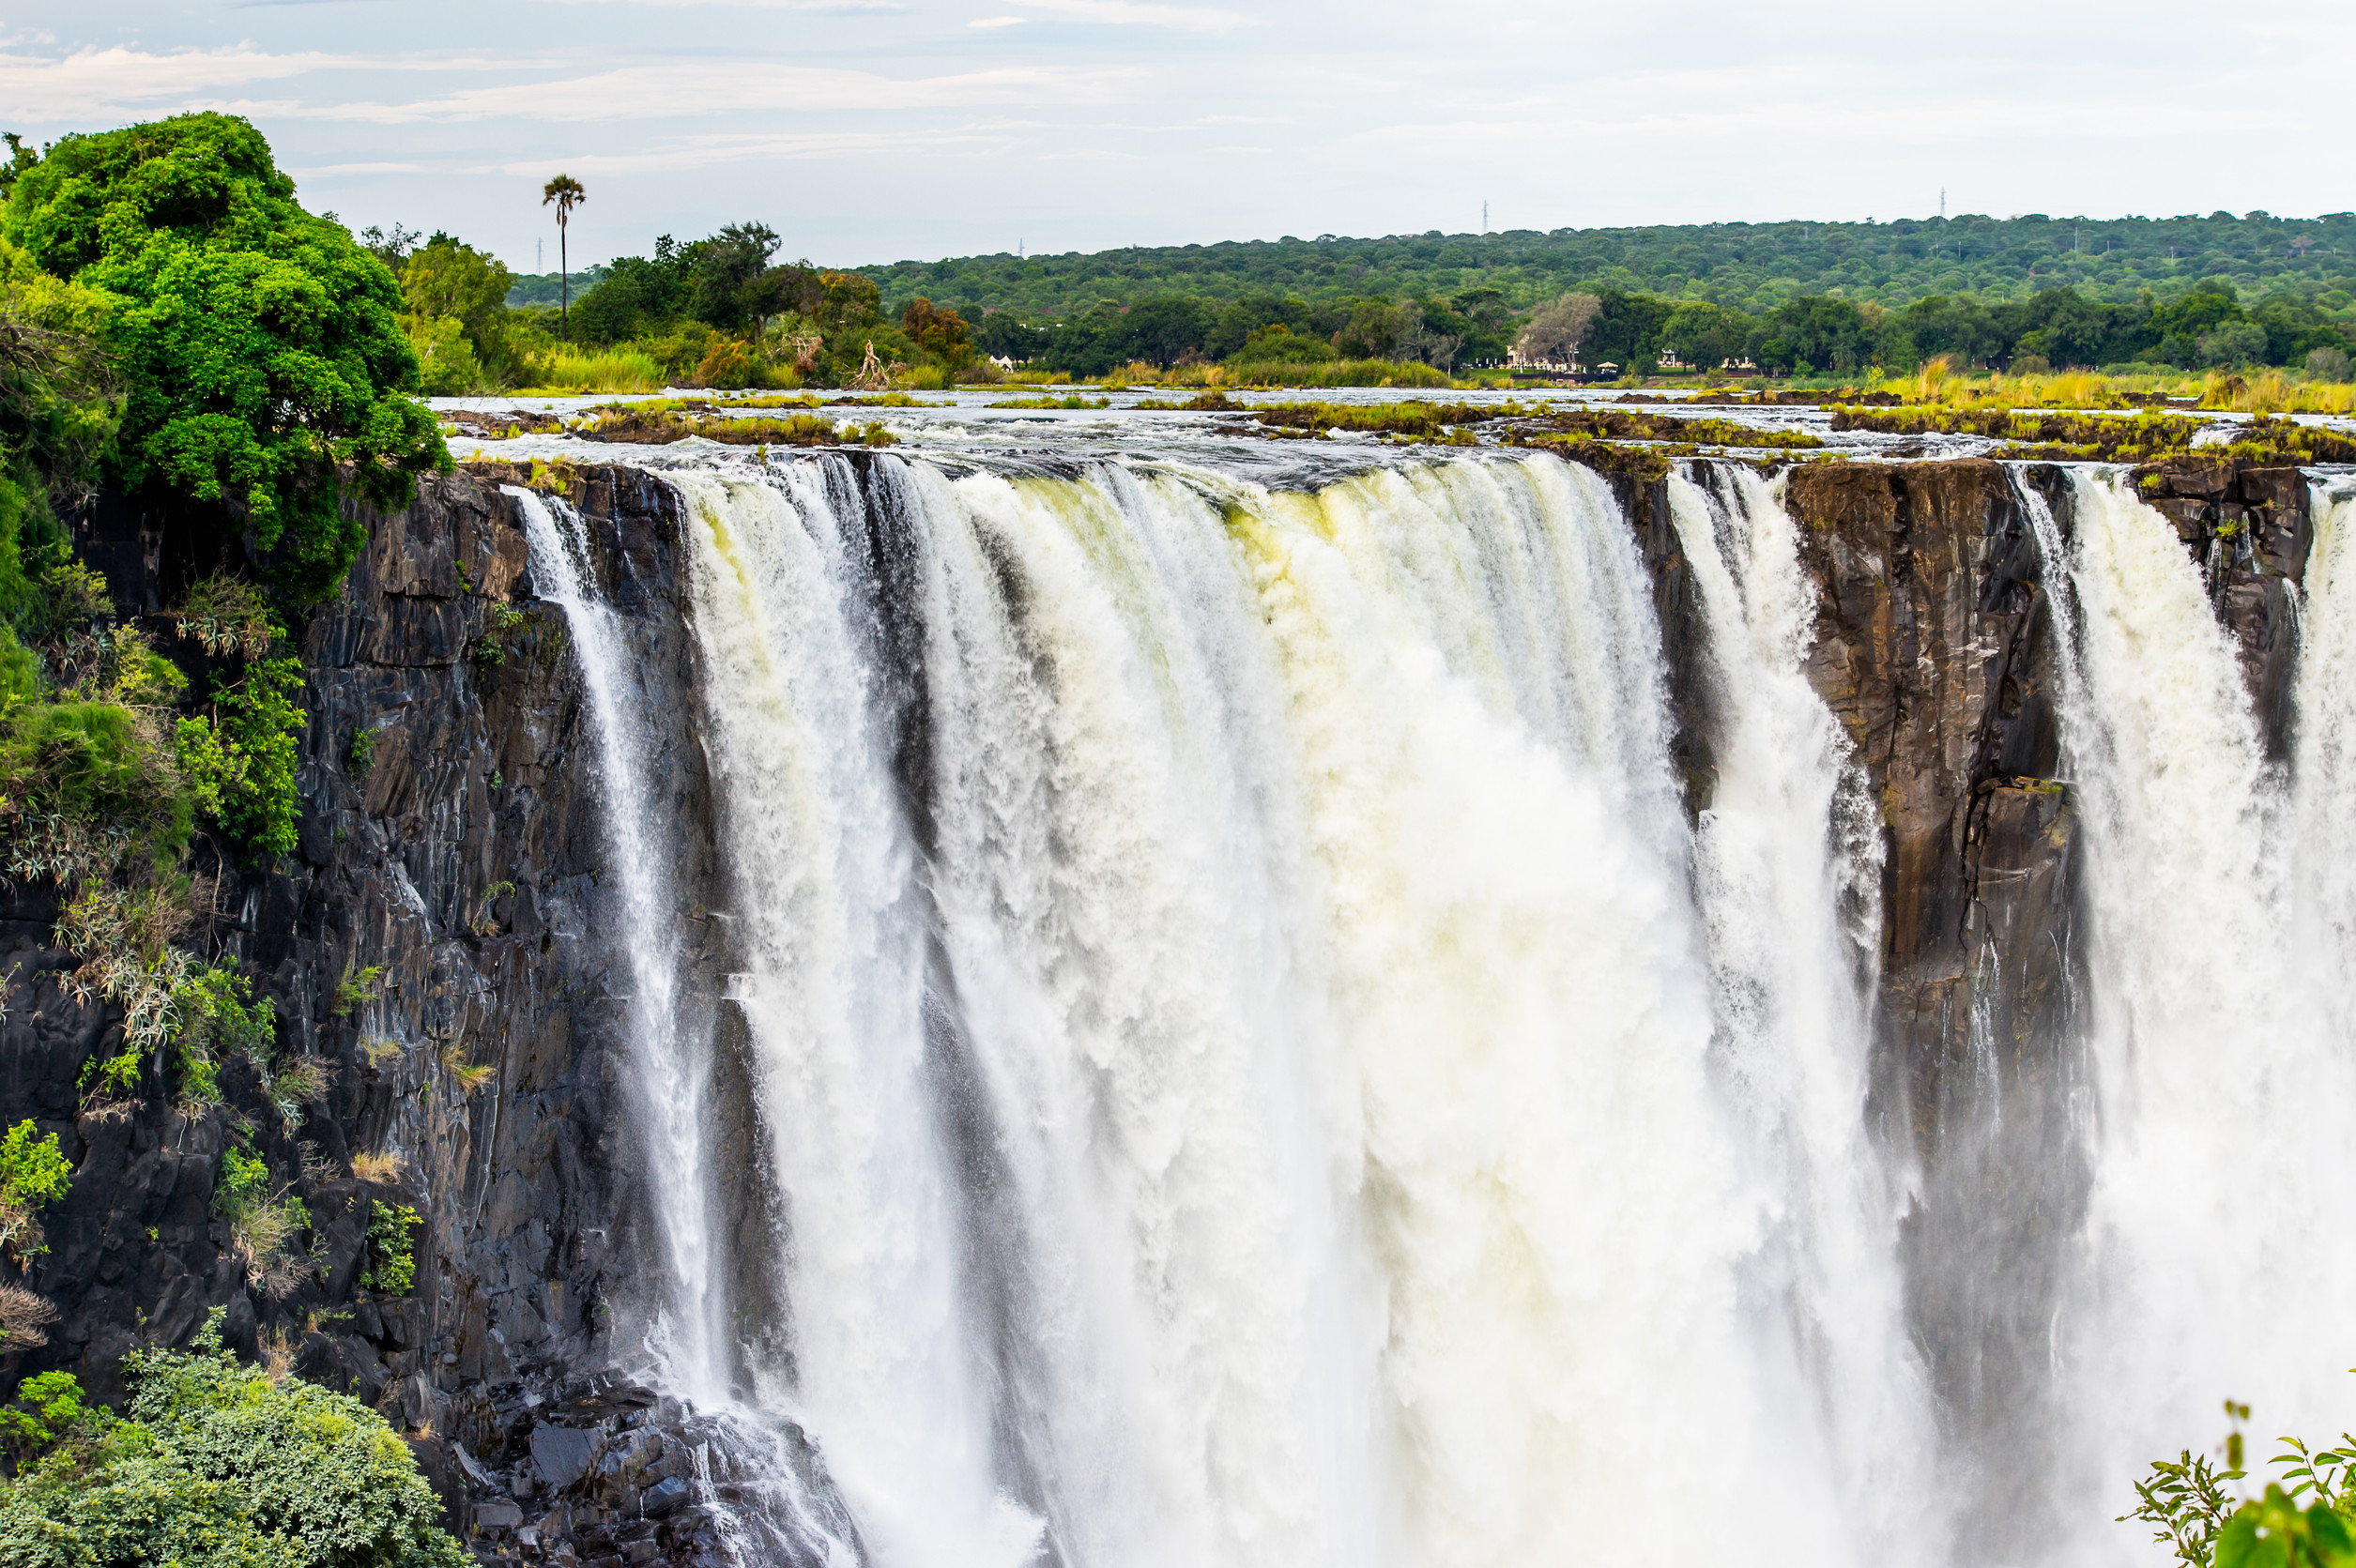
0, 112, 449, 601
0, 1312, 467, 1568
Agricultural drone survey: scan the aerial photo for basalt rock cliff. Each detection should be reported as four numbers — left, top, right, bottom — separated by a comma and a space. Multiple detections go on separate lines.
1617, 454, 2311, 1554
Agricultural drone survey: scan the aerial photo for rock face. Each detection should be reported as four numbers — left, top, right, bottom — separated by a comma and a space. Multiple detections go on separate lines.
3, 464, 767, 1565
0, 449, 2318, 1564
1614, 453, 2311, 1556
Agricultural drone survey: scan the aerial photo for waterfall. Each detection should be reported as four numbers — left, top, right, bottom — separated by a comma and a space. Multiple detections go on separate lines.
1665, 466, 1936, 1558
649, 449, 1936, 1568
669, 464, 1044, 1568
515, 484, 861, 1566
513, 484, 723, 1390
2019, 468, 2356, 1561
2298, 480, 2356, 1044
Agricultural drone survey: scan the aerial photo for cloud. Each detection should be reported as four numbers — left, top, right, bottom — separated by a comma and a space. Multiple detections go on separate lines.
1013, 0, 1250, 33
0, 43, 512, 123
0, 40, 1137, 128
288, 160, 434, 174
536, 0, 906, 8
970, 15, 1027, 24
279, 61, 1142, 122
474, 126, 1023, 175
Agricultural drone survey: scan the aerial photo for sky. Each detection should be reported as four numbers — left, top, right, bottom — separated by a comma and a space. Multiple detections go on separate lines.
4, 1, 2353, 276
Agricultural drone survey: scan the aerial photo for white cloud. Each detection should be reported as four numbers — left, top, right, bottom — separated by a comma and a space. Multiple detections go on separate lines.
0, 40, 1139, 128
289, 160, 434, 174
1013, 0, 1250, 33
0, 43, 512, 124
970, 14, 1026, 24
282, 61, 1140, 122
474, 126, 1022, 175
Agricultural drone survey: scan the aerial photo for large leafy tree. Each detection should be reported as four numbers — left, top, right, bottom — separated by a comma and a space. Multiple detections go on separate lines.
399, 233, 517, 391
0, 113, 446, 601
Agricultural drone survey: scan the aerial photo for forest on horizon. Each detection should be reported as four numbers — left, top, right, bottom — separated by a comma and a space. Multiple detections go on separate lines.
515, 209, 2356, 319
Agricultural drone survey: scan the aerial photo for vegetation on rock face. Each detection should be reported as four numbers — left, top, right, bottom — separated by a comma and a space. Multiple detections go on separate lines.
360, 1201, 420, 1296
0, 1312, 467, 1567
0, 1120, 70, 1263
0, 117, 453, 1465
1828, 403, 2356, 467
571, 403, 897, 448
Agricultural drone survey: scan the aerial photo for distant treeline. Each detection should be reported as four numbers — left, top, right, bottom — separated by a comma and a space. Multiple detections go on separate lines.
859, 212, 2356, 318
961, 278, 2356, 378
435, 214, 2356, 388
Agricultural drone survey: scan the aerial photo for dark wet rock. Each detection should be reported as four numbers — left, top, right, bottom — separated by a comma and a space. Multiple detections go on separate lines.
2, 464, 747, 1565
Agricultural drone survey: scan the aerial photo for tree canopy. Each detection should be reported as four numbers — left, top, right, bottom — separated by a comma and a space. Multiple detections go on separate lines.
0, 113, 447, 601
855, 212, 2356, 320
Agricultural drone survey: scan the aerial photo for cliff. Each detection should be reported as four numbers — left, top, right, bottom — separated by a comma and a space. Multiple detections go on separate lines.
1616, 452, 2311, 1552
2, 464, 773, 1566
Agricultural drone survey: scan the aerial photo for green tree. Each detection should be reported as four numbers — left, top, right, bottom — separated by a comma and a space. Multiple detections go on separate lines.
174, 649, 304, 856
0, 1313, 468, 1568
573, 233, 700, 344
399, 233, 515, 387
899, 297, 972, 367
0, 1118, 70, 1258
0, 248, 115, 624
1660, 301, 1754, 372
0, 113, 447, 601
541, 173, 586, 342
691, 221, 780, 331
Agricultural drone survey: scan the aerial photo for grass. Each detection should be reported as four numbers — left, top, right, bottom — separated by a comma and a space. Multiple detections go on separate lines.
1826, 403, 2356, 465
330, 961, 381, 1019
267, 1057, 334, 1133
511, 347, 668, 396
1219, 397, 1827, 452
1845, 358, 2356, 415
1224, 357, 1454, 389
350, 1150, 405, 1184
990, 394, 1110, 410
437, 1042, 495, 1095
572, 407, 897, 447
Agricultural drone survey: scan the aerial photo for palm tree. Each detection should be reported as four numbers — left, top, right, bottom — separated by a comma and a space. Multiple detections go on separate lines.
541, 174, 587, 342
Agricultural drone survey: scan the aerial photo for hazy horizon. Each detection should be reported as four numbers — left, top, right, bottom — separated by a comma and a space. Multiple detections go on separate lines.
4, 1, 2350, 276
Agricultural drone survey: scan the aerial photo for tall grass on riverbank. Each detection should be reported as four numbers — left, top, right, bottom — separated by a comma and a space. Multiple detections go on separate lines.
1873, 358, 2356, 414
513, 348, 667, 396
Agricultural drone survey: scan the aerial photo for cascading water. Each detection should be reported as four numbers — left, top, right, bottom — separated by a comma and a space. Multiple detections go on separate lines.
2014, 467, 2356, 1563
512, 485, 722, 1393
515, 484, 862, 1566
2297, 479, 2356, 1047
524, 434, 2356, 1568
625, 448, 1939, 1568
1665, 466, 1937, 1558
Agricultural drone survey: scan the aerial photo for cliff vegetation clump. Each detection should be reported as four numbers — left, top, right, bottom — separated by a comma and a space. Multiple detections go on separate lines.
0, 1311, 466, 1566
3, 113, 448, 601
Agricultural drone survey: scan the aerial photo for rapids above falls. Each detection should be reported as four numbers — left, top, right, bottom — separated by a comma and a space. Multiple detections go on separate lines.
502, 438, 2356, 1568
